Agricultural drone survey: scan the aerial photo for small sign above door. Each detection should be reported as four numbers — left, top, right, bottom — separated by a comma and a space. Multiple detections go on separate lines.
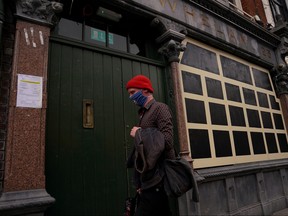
91, 28, 114, 45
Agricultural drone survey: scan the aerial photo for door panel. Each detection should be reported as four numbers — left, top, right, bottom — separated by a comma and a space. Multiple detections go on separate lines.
45, 40, 166, 215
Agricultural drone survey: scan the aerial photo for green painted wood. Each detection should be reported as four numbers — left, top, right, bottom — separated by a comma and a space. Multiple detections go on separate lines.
45, 39, 167, 215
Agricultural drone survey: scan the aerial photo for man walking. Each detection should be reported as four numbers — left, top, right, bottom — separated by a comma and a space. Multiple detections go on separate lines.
126, 74, 175, 216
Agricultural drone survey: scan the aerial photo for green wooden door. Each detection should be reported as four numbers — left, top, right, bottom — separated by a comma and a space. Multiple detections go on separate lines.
45, 38, 167, 215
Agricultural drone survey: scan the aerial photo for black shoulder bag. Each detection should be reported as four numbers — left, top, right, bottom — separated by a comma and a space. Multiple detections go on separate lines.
163, 153, 200, 202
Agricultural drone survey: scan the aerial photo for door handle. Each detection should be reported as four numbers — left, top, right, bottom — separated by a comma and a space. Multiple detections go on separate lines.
83, 99, 94, 128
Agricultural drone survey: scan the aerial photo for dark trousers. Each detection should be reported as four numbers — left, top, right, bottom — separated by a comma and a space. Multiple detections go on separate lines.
135, 183, 171, 216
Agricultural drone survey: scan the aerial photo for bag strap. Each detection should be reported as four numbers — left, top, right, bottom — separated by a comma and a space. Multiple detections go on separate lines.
173, 146, 181, 158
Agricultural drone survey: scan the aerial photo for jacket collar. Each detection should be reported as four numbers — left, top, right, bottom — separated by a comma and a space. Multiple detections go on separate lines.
144, 99, 156, 110
138, 99, 156, 116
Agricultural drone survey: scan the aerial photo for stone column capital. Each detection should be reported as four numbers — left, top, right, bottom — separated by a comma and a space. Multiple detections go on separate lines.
272, 64, 288, 96
15, 0, 63, 26
272, 37, 288, 96
158, 39, 186, 63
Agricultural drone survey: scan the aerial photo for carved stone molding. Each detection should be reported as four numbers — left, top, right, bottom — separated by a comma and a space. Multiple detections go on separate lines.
151, 16, 187, 37
16, 0, 63, 26
0, 189, 55, 215
156, 29, 186, 45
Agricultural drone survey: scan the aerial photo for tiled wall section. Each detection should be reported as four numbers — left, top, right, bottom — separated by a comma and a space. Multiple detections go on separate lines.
178, 161, 288, 215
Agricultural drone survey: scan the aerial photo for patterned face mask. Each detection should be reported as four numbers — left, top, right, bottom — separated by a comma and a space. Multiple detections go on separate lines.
129, 90, 148, 107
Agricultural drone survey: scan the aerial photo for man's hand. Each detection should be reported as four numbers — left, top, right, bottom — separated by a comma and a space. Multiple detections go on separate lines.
137, 188, 142, 194
130, 126, 141, 137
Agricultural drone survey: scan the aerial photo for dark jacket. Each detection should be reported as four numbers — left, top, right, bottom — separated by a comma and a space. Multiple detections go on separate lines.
127, 128, 165, 190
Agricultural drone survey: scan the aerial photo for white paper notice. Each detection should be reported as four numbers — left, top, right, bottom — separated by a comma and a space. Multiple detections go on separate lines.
16, 74, 43, 108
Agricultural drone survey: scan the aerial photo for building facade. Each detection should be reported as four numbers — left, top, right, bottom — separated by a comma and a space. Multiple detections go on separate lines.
0, 0, 288, 215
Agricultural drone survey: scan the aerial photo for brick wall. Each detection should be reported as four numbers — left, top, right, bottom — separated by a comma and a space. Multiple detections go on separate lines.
241, 0, 268, 26
0, 7, 15, 193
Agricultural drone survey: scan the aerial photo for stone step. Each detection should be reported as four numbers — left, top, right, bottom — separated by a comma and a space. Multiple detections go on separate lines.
273, 208, 288, 216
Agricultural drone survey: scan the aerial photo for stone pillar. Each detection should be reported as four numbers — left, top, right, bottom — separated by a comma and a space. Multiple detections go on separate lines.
271, 37, 288, 134
156, 29, 193, 164
170, 60, 193, 164
4, 19, 49, 191
156, 23, 201, 216
0, 1, 62, 215
279, 94, 288, 132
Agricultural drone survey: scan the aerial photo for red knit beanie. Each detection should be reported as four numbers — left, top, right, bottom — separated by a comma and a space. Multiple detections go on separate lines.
126, 75, 154, 93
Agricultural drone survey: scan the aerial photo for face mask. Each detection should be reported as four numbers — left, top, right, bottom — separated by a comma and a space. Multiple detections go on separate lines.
129, 90, 148, 107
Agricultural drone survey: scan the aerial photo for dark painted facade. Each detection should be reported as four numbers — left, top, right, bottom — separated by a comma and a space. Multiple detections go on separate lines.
1, 0, 288, 215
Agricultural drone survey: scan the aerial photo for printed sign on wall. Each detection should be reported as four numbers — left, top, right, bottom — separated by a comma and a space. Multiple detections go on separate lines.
16, 74, 43, 108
